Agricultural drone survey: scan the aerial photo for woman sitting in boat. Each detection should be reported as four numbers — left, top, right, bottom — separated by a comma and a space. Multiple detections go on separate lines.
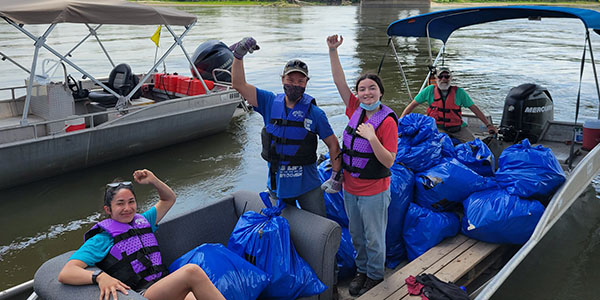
58, 169, 224, 300
400, 66, 498, 143
327, 34, 399, 296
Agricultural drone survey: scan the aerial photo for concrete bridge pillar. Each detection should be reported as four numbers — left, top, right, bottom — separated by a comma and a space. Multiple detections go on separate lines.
361, 0, 430, 8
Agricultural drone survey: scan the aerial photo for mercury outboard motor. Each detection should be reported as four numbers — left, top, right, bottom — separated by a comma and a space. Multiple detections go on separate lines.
499, 83, 553, 143
190, 40, 233, 82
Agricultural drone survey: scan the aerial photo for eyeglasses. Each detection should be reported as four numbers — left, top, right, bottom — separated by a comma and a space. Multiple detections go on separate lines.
106, 181, 132, 188
437, 74, 451, 79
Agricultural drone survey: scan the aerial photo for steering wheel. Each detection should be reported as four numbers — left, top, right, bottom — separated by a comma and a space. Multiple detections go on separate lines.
67, 74, 89, 99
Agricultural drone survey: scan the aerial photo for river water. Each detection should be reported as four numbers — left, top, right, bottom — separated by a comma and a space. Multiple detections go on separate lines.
1, 4, 600, 297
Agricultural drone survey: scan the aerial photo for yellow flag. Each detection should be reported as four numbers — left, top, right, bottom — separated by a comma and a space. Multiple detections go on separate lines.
150, 25, 161, 47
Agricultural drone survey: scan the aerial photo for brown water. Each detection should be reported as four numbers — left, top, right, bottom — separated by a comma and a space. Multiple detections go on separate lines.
1, 4, 600, 297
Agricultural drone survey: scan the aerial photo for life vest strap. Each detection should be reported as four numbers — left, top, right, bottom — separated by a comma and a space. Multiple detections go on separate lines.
269, 163, 278, 191
342, 147, 377, 159
270, 118, 304, 127
270, 135, 304, 145
436, 116, 453, 123
342, 162, 366, 174
84, 227, 104, 241
113, 227, 153, 243
137, 264, 168, 279
344, 125, 358, 136
432, 107, 462, 114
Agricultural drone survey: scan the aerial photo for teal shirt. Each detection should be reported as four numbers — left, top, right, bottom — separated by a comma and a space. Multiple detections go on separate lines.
70, 207, 158, 266
414, 85, 474, 126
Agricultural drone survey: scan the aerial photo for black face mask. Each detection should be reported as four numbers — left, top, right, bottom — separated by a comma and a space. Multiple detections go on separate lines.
283, 84, 305, 103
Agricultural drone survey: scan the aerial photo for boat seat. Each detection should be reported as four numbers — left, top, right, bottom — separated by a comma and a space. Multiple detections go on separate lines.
88, 63, 141, 107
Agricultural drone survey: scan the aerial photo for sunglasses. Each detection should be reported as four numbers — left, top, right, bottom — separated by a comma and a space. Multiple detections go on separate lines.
106, 181, 132, 188
437, 74, 451, 79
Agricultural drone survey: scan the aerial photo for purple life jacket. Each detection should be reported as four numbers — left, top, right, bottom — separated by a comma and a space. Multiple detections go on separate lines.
342, 104, 398, 179
84, 214, 168, 291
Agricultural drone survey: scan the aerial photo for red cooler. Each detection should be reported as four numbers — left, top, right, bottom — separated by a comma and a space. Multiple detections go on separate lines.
65, 118, 85, 132
583, 119, 600, 151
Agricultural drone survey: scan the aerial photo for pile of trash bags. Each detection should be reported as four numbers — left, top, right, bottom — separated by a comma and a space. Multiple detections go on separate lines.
318, 113, 566, 272
170, 192, 327, 300
167, 113, 568, 299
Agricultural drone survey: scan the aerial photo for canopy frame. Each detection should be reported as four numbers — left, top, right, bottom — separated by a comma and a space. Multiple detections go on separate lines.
2, 15, 208, 124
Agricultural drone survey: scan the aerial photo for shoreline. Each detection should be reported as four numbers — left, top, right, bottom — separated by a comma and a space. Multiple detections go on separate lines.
136, 0, 600, 7
431, 1, 600, 7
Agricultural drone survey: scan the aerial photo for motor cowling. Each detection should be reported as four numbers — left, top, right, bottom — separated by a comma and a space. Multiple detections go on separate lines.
499, 83, 554, 143
190, 40, 233, 82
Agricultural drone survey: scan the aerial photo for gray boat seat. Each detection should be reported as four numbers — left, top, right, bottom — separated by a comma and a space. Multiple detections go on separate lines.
88, 63, 141, 107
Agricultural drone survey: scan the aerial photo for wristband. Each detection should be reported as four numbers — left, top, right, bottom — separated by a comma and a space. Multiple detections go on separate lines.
91, 270, 103, 285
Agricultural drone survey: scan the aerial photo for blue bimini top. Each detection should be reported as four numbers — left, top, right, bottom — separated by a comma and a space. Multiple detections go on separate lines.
387, 6, 600, 43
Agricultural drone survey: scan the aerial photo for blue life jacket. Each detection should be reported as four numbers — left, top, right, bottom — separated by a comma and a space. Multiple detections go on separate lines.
261, 93, 318, 166
342, 104, 397, 179
84, 214, 168, 291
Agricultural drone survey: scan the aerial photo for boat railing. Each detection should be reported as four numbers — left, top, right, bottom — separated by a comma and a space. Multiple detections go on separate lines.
475, 142, 600, 299
211, 68, 232, 86
0, 280, 33, 300
0, 89, 242, 143
0, 85, 27, 101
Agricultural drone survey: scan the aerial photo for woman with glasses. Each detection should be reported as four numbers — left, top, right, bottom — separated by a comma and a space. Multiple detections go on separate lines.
400, 65, 498, 143
327, 35, 399, 296
58, 169, 224, 300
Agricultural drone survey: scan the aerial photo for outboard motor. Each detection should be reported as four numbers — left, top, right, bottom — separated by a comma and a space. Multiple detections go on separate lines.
499, 83, 553, 143
190, 40, 233, 82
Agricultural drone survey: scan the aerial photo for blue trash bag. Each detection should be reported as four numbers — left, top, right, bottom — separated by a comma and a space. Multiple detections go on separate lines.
495, 139, 566, 202
414, 158, 496, 211
438, 132, 457, 159
455, 138, 495, 177
168, 243, 270, 300
318, 154, 349, 228
385, 162, 414, 269
461, 189, 545, 244
399, 113, 439, 144
227, 192, 327, 300
396, 113, 443, 172
403, 202, 460, 261
336, 227, 357, 280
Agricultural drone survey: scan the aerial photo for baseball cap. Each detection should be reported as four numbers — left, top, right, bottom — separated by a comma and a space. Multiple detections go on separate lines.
283, 59, 309, 78
436, 66, 452, 75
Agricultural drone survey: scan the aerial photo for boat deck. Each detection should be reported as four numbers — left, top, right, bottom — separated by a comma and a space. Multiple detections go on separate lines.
357, 235, 504, 300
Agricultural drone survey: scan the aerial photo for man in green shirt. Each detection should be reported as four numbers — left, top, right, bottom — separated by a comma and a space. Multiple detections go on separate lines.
401, 66, 497, 143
